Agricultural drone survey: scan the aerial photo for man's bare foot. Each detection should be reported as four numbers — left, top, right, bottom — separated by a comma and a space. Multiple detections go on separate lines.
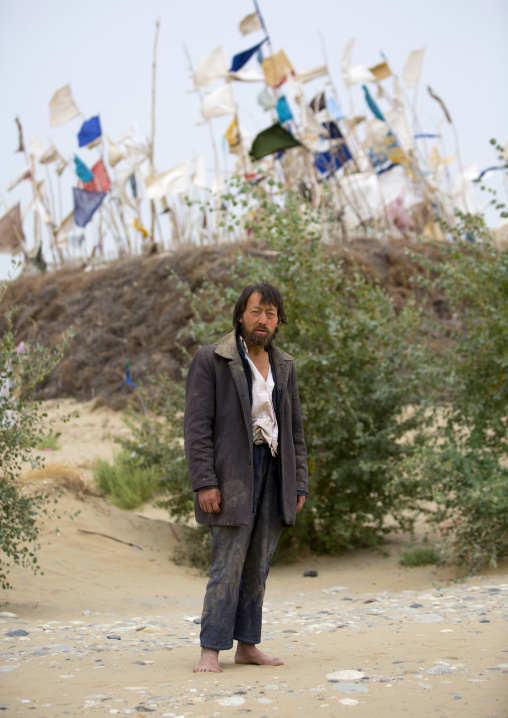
194, 648, 222, 673
234, 641, 284, 666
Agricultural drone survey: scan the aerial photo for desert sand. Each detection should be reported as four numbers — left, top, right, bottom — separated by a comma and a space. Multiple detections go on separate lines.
1, 399, 507, 717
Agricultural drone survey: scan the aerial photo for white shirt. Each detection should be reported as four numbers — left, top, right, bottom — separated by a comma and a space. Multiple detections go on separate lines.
241, 338, 278, 457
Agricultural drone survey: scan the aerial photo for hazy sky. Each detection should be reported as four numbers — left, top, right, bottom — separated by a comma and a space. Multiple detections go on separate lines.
1, 0, 507, 279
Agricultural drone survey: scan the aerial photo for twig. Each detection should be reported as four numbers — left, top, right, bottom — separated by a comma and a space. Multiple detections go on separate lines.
78, 528, 142, 550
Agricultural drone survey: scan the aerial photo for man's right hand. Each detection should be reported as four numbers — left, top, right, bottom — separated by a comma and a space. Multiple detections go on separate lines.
198, 488, 222, 513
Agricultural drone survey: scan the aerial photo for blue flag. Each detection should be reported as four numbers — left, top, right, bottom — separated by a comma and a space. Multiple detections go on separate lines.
73, 187, 106, 227
362, 85, 385, 121
276, 96, 293, 123
74, 155, 94, 182
315, 144, 352, 179
78, 115, 102, 147
230, 38, 267, 72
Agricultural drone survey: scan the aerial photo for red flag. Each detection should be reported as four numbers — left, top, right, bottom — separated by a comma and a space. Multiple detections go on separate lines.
82, 159, 111, 193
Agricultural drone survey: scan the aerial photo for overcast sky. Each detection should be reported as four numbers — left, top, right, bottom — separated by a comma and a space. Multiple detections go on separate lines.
1, 0, 507, 279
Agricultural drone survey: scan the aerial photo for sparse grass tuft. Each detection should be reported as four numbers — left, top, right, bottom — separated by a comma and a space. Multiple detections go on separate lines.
399, 543, 441, 567
93, 451, 160, 510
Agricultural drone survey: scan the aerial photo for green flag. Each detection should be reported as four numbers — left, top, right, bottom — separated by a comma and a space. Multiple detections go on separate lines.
250, 123, 302, 160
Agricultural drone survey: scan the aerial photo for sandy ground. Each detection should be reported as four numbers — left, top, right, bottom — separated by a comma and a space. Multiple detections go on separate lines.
1, 399, 507, 717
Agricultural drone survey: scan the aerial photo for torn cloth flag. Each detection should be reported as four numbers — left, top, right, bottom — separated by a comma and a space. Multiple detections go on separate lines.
82, 159, 111, 193
363, 85, 385, 121
230, 38, 267, 72
250, 123, 301, 160
73, 188, 106, 227
78, 116, 102, 147
276, 95, 293, 123
74, 155, 95, 183
315, 144, 352, 178
49, 84, 81, 127
0, 204, 25, 253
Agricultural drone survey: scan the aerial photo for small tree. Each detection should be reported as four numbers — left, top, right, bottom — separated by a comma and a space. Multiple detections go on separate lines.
0, 270, 69, 589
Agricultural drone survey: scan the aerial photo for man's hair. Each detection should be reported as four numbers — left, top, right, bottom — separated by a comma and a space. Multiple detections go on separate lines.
233, 283, 288, 331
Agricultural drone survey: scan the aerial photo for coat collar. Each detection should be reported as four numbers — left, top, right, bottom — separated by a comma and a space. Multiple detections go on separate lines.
215, 330, 294, 363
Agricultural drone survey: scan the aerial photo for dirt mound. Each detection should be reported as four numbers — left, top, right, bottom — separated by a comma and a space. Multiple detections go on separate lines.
1, 238, 452, 409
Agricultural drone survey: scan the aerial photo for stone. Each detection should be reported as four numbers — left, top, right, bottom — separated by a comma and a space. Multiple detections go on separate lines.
303, 570, 318, 577
332, 682, 369, 694
326, 670, 365, 681
5, 629, 28, 637
427, 665, 453, 675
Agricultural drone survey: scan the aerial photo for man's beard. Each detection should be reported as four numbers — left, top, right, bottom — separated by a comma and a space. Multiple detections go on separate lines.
242, 324, 277, 347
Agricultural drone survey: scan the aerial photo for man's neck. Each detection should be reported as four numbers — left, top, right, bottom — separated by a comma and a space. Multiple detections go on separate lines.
244, 341, 267, 358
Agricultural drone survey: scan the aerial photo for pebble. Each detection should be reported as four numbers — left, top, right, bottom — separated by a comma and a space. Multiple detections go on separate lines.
332, 682, 369, 694
414, 614, 444, 623
107, 634, 122, 640
5, 629, 29, 637
303, 570, 318, 577
326, 670, 365, 681
217, 696, 245, 706
0, 612, 18, 619
339, 698, 360, 706
427, 665, 453, 675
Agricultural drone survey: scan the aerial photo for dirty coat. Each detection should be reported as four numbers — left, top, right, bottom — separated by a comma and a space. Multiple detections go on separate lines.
184, 330, 308, 527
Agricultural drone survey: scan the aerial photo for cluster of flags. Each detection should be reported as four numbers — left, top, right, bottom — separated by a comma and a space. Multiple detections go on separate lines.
1, 8, 499, 263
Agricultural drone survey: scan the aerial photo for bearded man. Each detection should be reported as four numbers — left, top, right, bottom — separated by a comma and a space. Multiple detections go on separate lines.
184, 282, 308, 673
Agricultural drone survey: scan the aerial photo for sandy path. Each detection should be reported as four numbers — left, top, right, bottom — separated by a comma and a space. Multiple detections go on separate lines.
1, 400, 507, 717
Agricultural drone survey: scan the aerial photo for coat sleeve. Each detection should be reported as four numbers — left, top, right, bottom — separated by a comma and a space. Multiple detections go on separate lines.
184, 347, 219, 492
290, 363, 309, 495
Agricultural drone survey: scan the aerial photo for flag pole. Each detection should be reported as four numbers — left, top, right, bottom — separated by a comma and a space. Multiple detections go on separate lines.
150, 18, 161, 249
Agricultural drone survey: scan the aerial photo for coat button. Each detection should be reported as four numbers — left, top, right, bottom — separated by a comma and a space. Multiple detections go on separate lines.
248, 459, 251, 465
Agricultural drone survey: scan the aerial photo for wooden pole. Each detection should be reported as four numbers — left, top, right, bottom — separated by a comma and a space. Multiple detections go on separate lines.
150, 19, 161, 245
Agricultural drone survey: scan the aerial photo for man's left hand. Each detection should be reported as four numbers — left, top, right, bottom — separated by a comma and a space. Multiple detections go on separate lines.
296, 495, 306, 513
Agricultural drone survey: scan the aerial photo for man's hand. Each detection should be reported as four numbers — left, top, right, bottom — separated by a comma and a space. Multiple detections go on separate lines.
199, 488, 222, 513
296, 495, 306, 513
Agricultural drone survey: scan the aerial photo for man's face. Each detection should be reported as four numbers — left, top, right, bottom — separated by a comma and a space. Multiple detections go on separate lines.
240, 292, 279, 348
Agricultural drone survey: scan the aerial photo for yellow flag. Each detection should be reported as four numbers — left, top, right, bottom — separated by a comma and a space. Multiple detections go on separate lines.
225, 117, 240, 151
261, 50, 294, 87
133, 217, 149, 238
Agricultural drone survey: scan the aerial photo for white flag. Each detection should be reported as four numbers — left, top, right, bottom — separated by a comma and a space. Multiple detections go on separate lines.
107, 136, 124, 167
402, 48, 425, 89
341, 38, 355, 77
39, 143, 63, 164
29, 137, 44, 158
145, 162, 189, 199
49, 84, 81, 127
200, 83, 236, 119
345, 64, 376, 86
56, 211, 75, 245
192, 155, 207, 190
295, 64, 328, 84
239, 12, 262, 35
194, 46, 229, 89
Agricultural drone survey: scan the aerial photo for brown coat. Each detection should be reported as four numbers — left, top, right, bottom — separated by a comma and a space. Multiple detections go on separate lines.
184, 330, 308, 526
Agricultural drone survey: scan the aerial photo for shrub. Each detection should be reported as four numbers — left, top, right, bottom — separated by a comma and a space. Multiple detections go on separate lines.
0, 267, 69, 589
132, 179, 431, 561
93, 451, 160, 510
409, 229, 508, 571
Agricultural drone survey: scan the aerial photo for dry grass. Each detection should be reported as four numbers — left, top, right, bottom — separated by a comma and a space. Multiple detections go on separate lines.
20, 462, 95, 498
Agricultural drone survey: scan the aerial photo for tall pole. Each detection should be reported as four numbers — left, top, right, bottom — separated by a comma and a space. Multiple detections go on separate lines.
150, 19, 161, 246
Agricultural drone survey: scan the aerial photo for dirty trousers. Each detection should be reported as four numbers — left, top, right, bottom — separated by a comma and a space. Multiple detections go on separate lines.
200, 444, 282, 651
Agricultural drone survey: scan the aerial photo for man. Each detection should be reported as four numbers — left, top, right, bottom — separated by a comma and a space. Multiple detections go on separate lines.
184, 282, 308, 673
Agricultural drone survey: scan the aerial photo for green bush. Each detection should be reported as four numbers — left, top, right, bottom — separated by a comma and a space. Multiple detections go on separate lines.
0, 268, 69, 589
93, 451, 160, 510
408, 228, 508, 571
130, 180, 431, 561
